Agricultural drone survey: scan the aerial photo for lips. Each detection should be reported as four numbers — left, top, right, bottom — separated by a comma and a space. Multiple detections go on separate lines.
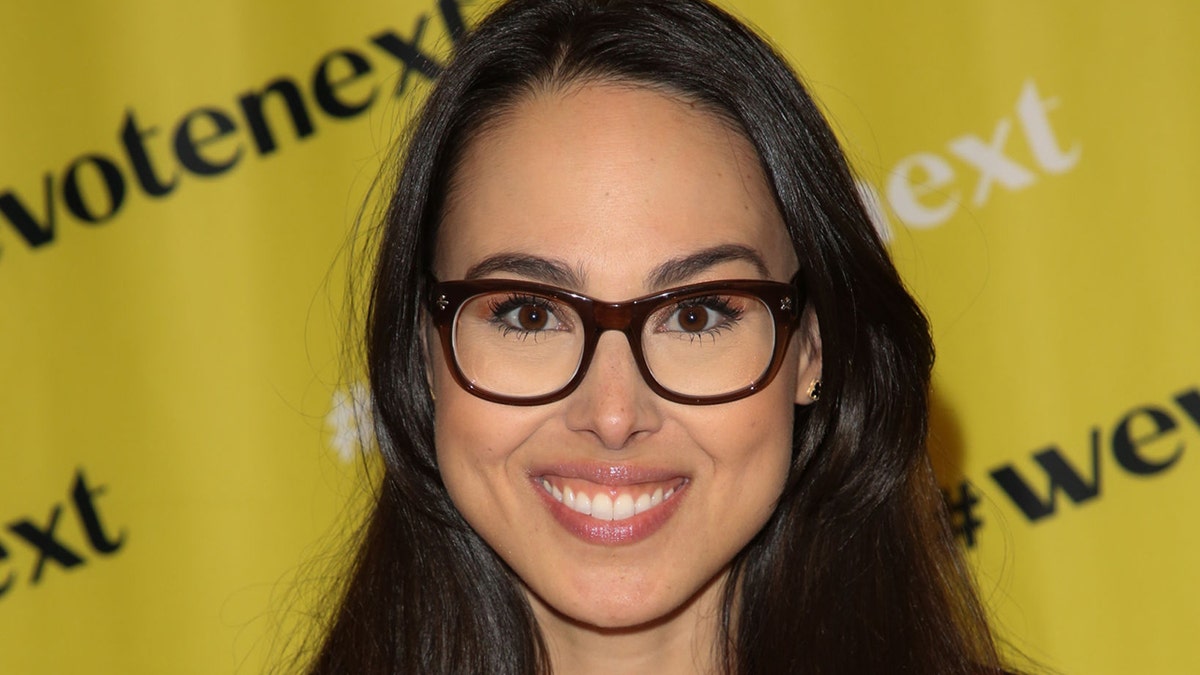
530, 465, 688, 545
539, 476, 684, 521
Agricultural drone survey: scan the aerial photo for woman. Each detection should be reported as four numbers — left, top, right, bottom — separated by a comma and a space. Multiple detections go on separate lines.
307, 0, 1011, 672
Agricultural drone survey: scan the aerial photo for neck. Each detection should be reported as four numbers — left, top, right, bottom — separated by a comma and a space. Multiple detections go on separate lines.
527, 571, 730, 675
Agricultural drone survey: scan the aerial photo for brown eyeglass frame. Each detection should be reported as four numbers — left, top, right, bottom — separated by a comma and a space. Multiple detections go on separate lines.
426, 274, 805, 406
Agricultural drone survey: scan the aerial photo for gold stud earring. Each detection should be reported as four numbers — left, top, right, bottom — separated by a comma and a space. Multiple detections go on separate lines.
806, 379, 822, 402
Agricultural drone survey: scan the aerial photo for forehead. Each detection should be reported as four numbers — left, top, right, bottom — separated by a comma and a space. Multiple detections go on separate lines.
435, 83, 795, 291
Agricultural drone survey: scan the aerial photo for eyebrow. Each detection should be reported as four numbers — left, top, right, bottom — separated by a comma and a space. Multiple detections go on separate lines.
463, 253, 583, 287
647, 244, 771, 288
462, 243, 771, 290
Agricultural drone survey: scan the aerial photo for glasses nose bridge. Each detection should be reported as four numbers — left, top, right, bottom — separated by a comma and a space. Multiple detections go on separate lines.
590, 300, 641, 341
584, 300, 649, 368
578, 299, 652, 390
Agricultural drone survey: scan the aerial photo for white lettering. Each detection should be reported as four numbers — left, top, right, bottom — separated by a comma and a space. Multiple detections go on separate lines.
886, 153, 958, 228
1017, 79, 1081, 174
875, 78, 1080, 234
855, 180, 893, 243
948, 119, 1037, 206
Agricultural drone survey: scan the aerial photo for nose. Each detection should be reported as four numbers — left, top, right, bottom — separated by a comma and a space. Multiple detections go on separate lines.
563, 331, 663, 450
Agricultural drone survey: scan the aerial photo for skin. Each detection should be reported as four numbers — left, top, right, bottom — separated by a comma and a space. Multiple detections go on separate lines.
428, 82, 822, 674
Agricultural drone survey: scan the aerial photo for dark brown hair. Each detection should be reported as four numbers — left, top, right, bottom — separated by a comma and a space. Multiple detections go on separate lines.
306, 0, 1009, 672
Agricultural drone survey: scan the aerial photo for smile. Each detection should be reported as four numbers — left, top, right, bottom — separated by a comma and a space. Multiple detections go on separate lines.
539, 477, 685, 522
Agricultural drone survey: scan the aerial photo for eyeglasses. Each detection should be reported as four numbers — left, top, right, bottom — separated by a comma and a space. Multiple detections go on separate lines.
426, 274, 804, 406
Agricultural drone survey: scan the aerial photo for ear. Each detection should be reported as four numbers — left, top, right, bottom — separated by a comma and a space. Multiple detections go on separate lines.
794, 310, 823, 406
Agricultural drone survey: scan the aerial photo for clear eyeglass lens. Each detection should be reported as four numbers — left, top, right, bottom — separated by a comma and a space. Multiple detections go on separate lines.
642, 293, 775, 396
452, 291, 585, 398
450, 289, 777, 400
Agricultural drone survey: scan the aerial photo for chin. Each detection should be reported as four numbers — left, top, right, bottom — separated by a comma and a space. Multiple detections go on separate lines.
528, 565, 728, 633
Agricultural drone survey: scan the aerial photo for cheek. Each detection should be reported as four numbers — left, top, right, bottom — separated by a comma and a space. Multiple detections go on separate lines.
743, 376, 796, 474
433, 390, 515, 484
431, 380, 546, 532
432, 396, 510, 552
730, 405, 794, 498
692, 382, 796, 504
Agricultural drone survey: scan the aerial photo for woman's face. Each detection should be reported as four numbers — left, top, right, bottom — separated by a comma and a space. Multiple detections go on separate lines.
429, 83, 821, 634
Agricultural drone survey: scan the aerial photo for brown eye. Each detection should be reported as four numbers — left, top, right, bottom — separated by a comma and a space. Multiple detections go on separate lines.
518, 304, 548, 330
483, 293, 571, 338
677, 306, 710, 332
656, 296, 743, 338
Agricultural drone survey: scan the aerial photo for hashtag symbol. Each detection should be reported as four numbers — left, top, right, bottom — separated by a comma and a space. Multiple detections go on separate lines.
943, 480, 984, 549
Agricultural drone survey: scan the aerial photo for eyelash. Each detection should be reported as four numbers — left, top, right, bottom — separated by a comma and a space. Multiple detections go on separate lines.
661, 296, 745, 340
486, 294, 569, 337
484, 293, 744, 342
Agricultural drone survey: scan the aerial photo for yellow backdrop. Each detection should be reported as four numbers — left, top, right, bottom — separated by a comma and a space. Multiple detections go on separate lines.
2, 1, 1196, 673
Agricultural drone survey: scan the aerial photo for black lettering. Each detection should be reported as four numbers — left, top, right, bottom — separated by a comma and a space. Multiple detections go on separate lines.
62, 154, 126, 223
1112, 406, 1183, 475
0, 174, 56, 249
943, 480, 984, 548
0, 540, 12, 598
313, 49, 377, 119
438, 0, 468, 43
174, 107, 242, 175
371, 18, 443, 96
71, 469, 125, 555
9, 506, 85, 583
1174, 389, 1200, 428
989, 428, 1102, 522
238, 78, 315, 155
120, 109, 179, 197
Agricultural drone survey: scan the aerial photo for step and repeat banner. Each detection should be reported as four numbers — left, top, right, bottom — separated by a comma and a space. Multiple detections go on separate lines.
2, 1, 1196, 673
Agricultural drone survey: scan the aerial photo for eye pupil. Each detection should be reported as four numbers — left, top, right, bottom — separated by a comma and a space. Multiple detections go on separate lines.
518, 304, 547, 330
679, 307, 709, 332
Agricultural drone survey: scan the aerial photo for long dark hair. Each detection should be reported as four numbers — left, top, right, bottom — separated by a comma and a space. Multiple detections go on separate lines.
306, 0, 1007, 672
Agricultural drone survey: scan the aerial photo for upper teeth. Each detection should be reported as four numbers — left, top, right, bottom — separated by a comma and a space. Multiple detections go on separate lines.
541, 478, 677, 522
